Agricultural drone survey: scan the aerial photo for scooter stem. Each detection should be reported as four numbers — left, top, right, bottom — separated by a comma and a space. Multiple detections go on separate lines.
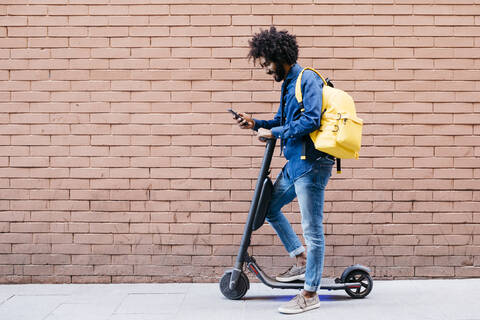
229, 138, 276, 290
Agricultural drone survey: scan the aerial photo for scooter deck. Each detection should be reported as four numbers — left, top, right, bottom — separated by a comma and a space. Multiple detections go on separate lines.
279, 278, 356, 289
247, 260, 362, 291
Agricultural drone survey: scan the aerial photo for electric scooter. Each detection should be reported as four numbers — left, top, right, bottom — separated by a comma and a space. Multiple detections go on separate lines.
219, 138, 373, 300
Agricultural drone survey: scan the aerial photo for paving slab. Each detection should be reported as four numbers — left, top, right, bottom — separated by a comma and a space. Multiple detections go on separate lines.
0, 294, 70, 320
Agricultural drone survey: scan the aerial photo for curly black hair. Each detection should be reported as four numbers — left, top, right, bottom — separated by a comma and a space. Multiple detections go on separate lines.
247, 26, 298, 67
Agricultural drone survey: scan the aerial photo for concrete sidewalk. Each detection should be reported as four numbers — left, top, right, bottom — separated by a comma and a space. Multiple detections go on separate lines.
0, 279, 479, 320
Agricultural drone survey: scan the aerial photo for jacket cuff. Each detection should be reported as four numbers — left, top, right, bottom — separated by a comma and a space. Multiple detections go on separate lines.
271, 126, 285, 139
252, 119, 260, 131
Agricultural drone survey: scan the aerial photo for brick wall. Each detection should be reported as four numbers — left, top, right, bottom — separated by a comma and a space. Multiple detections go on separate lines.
0, 0, 479, 283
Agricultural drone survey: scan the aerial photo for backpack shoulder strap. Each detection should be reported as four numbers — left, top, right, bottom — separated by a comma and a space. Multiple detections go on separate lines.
294, 67, 328, 106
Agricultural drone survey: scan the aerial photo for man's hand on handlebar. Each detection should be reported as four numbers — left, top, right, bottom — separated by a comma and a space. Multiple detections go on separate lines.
257, 128, 274, 142
236, 113, 255, 129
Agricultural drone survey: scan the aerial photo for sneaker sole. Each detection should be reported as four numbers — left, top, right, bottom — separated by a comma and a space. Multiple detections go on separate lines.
278, 302, 320, 314
275, 274, 305, 282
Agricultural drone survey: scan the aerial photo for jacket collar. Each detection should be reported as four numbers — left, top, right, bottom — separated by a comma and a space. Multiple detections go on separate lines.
284, 63, 302, 85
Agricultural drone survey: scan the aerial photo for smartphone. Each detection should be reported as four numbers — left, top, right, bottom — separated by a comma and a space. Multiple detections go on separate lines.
227, 108, 241, 120
228, 108, 249, 127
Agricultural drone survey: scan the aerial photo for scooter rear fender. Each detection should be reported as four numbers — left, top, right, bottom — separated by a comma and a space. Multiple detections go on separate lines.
340, 264, 372, 282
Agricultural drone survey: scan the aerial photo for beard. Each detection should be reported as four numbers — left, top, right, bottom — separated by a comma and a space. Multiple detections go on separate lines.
266, 63, 287, 82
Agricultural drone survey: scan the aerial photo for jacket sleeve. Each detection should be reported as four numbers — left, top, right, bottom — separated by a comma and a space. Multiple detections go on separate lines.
270, 70, 323, 139
253, 104, 282, 131
253, 110, 282, 131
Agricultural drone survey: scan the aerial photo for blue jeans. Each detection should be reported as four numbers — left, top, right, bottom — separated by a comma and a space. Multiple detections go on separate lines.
266, 156, 333, 292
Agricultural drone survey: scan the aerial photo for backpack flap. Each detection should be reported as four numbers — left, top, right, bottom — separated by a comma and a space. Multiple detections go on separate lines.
336, 115, 363, 157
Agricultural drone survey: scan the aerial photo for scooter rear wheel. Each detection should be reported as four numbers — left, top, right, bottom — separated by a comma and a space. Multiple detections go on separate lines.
219, 270, 249, 300
344, 270, 373, 299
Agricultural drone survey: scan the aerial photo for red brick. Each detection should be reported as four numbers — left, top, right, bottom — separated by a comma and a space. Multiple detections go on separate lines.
54, 265, 93, 276
374, 246, 414, 256
10, 157, 49, 168
68, 16, 108, 26
74, 234, 112, 245
169, 4, 209, 15
23, 265, 54, 276
7, 27, 47, 38
436, 15, 474, 25
126, 28, 169, 39
416, 267, 455, 277
114, 234, 152, 245
71, 255, 110, 265
149, 16, 190, 26
332, 224, 373, 235
129, 5, 168, 15
1, 15, 28, 26
32, 254, 70, 265
191, 15, 230, 26
82, 4, 124, 14
168, 26, 210, 37
456, 267, 480, 277
45, 4, 87, 15
374, 4, 412, 14
108, 16, 149, 26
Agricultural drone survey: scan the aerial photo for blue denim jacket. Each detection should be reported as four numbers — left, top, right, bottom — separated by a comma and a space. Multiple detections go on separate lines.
254, 63, 330, 179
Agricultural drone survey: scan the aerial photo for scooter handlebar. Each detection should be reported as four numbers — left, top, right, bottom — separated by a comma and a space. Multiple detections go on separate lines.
259, 136, 276, 142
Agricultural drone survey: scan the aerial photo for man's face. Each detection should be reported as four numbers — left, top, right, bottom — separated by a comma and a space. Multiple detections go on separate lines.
259, 57, 286, 82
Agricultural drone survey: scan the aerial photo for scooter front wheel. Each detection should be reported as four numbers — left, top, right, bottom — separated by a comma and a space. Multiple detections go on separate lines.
344, 270, 373, 299
219, 270, 249, 300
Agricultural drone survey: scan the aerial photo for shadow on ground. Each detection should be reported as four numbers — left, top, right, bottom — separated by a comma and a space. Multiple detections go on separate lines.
242, 294, 351, 302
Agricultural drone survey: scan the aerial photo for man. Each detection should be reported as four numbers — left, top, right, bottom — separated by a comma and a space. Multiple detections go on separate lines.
235, 27, 334, 314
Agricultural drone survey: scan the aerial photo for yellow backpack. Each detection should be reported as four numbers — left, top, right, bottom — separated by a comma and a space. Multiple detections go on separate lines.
295, 68, 363, 172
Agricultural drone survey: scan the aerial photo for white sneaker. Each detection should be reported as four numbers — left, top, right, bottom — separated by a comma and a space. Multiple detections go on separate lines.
278, 293, 320, 314
275, 265, 306, 282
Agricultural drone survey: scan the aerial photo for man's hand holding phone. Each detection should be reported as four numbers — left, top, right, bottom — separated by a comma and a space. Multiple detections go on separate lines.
237, 112, 254, 129
228, 109, 254, 129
